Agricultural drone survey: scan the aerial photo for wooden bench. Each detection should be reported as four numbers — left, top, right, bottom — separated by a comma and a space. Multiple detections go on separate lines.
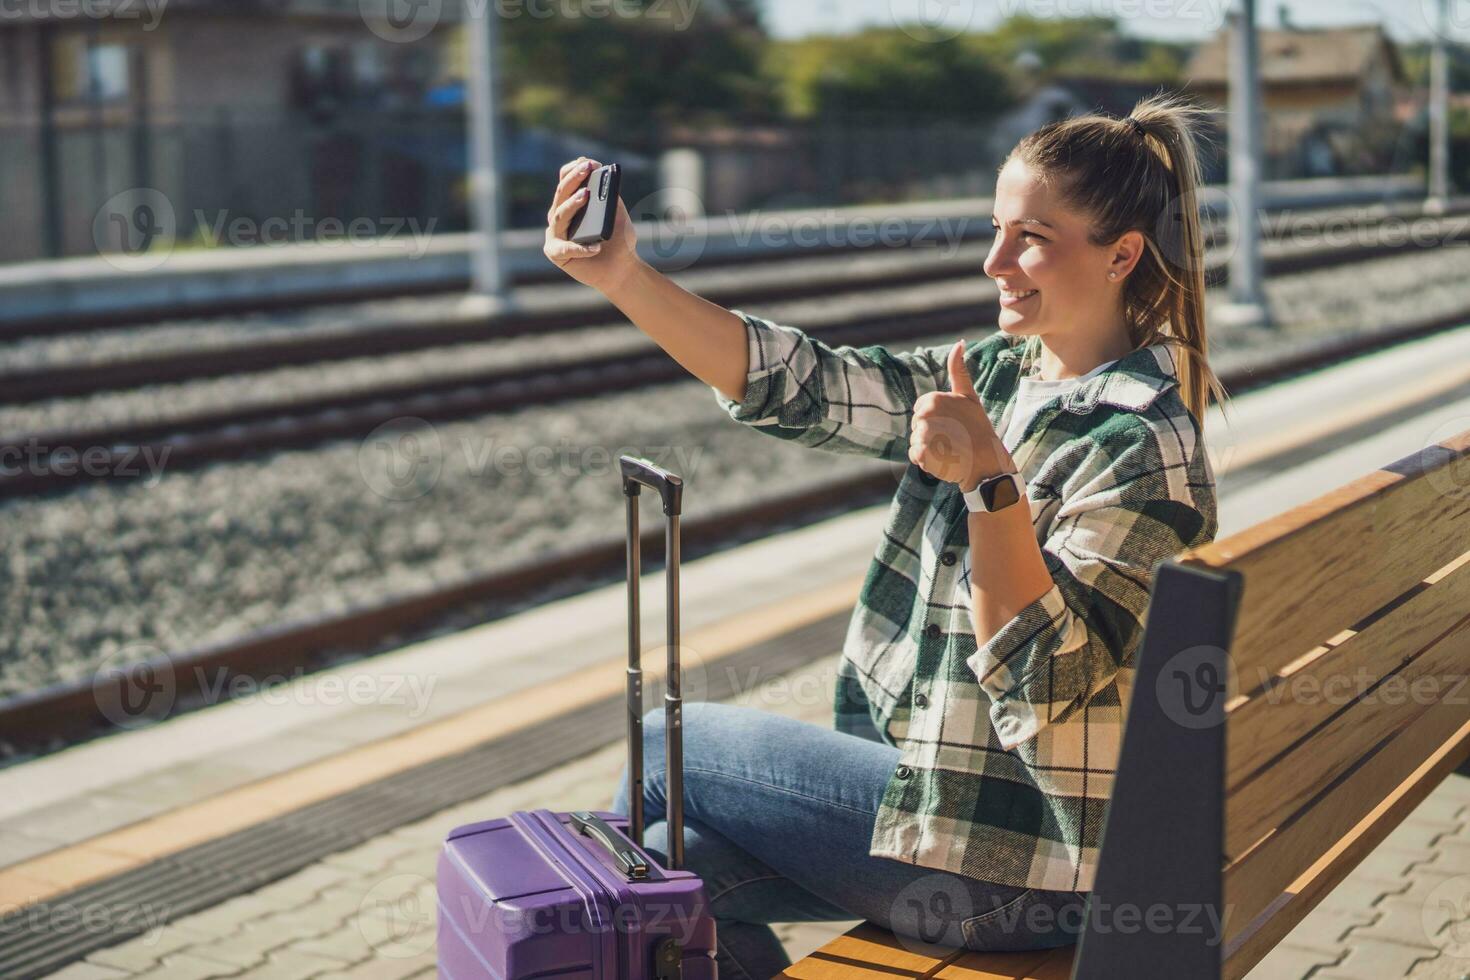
782, 427, 1470, 979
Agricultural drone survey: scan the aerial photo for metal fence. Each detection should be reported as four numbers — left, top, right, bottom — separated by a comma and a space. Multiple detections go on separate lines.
0, 106, 1422, 265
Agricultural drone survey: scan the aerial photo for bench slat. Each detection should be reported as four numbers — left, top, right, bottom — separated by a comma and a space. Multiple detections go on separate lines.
936, 946, 1075, 978
1221, 716, 1470, 979
1225, 550, 1470, 792
779, 922, 1077, 980
778, 922, 963, 978
1224, 612, 1470, 858
1223, 700, 1470, 950
1179, 429, 1470, 681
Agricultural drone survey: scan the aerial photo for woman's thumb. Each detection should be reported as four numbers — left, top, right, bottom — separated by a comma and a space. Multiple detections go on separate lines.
948, 340, 979, 401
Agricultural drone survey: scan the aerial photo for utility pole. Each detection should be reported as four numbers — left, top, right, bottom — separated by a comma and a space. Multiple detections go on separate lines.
466, 2, 512, 309
1427, 0, 1452, 214
1220, 0, 1272, 329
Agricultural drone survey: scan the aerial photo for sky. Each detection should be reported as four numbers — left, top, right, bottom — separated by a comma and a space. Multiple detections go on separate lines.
764, 0, 1469, 44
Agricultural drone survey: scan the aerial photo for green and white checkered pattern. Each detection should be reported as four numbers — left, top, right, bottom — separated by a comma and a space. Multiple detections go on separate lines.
713, 309, 1219, 893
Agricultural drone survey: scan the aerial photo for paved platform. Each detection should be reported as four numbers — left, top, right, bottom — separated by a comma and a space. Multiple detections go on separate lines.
5, 324, 1470, 978
31, 653, 1470, 980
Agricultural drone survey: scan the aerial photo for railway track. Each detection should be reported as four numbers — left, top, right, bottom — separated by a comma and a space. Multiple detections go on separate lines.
4, 208, 1470, 499
2, 200, 1464, 406
2, 302, 1467, 755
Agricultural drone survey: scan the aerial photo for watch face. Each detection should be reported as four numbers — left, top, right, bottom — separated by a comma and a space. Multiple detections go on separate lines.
982, 474, 1022, 511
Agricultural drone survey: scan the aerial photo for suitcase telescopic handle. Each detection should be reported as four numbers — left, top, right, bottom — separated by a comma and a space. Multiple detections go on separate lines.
620, 455, 685, 870
620, 456, 683, 516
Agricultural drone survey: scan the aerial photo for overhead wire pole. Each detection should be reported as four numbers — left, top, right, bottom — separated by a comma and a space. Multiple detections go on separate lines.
1221, 0, 1272, 330
1427, 0, 1452, 213
466, 0, 513, 309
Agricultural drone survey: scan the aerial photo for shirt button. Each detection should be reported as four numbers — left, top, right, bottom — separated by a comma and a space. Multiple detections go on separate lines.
895, 764, 913, 779
940, 552, 956, 566
914, 693, 929, 708
925, 623, 941, 640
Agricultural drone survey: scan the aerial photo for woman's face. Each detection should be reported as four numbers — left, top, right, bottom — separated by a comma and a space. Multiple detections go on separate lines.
983, 158, 1126, 340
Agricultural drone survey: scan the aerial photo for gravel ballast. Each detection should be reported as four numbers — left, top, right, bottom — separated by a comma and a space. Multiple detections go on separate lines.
2, 246, 1469, 701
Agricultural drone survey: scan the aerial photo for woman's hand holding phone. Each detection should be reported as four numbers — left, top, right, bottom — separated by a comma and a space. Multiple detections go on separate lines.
543, 157, 641, 295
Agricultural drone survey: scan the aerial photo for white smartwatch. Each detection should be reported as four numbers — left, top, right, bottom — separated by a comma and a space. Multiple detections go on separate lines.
962, 471, 1025, 514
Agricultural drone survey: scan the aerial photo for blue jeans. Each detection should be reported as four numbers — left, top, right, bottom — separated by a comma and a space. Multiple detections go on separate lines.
609, 701, 1087, 980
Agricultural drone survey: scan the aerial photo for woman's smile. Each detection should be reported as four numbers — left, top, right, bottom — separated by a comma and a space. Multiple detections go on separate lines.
999, 287, 1039, 308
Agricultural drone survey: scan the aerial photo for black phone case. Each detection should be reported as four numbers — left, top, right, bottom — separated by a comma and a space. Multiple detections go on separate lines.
569, 163, 621, 245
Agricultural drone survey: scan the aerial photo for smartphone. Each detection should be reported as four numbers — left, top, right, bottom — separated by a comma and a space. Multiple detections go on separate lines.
568, 163, 621, 245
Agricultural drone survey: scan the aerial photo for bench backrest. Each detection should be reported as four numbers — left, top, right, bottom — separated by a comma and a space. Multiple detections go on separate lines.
1070, 426, 1470, 980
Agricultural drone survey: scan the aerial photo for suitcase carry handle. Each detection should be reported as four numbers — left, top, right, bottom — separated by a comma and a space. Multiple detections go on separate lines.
570, 810, 649, 880
620, 454, 685, 870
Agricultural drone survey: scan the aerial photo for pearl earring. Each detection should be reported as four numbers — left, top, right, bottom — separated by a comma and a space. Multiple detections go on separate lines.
1109, 272, 1118, 280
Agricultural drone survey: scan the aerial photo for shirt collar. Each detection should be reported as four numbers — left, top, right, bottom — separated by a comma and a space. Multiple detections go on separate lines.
993, 336, 1181, 415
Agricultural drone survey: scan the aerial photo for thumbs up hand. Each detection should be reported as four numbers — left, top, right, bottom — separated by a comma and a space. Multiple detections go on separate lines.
908, 340, 1013, 493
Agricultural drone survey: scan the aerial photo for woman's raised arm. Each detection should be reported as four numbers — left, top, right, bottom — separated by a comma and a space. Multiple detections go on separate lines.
543, 156, 748, 402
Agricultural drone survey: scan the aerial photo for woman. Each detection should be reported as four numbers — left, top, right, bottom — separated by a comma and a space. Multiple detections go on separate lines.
544, 93, 1230, 979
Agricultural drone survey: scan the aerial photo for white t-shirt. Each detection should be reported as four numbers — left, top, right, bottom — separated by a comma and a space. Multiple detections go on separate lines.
999, 356, 1118, 449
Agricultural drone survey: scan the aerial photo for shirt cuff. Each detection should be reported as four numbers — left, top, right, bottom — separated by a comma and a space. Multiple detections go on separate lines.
965, 576, 1086, 750
711, 309, 780, 422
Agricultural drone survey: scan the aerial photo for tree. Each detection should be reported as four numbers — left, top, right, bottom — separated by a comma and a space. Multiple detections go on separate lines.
766, 27, 1012, 122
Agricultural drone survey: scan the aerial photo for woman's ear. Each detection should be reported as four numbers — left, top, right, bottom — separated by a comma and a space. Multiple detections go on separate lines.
1106, 230, 1145, 282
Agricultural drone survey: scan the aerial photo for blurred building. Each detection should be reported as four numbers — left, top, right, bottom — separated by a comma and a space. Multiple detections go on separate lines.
0, 0, 462, 263
1186, 23, 1407, 179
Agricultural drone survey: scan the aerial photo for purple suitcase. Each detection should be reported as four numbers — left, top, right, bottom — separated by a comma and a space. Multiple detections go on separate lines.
437, 456, 718, 979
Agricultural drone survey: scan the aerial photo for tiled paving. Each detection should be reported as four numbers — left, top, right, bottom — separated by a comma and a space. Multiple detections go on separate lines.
30, 646, 1470, 980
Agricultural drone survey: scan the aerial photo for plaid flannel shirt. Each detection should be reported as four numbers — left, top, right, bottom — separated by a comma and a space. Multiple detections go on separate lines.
712, 309, 1218, 893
